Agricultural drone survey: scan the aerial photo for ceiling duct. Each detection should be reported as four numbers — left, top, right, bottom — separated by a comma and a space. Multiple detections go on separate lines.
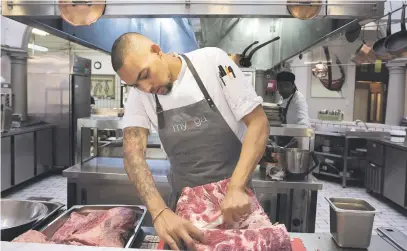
2, 1, 384, 68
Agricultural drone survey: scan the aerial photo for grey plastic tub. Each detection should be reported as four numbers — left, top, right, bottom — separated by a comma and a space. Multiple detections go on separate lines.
326, 197, 377, 249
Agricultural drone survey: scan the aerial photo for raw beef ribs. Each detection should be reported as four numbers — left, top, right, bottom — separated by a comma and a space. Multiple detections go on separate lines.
51, 211, 103, 242
176, 179, 292, 251
64, 207, 136, 247
12, 207, 137, 248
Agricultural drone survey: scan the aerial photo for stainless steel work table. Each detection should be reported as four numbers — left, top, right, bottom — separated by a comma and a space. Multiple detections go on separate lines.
63, 157, 322, 232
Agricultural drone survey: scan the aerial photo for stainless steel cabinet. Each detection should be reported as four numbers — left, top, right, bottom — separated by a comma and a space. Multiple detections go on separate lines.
36, 128, 53, 175
383, 146, 407, 207
1, 137, 12, 191
367, 141, 385, 166
14, 133, 35, 185
365, 162, 383, 195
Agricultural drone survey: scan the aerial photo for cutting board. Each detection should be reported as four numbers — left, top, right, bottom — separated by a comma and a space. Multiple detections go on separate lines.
156, 238, 306, 250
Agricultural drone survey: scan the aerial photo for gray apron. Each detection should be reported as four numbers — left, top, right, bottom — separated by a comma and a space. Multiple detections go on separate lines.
155, 54, 243, 210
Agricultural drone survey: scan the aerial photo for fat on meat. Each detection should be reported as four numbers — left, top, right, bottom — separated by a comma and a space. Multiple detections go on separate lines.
12, 230, 49, 244
176, 179, 292, 251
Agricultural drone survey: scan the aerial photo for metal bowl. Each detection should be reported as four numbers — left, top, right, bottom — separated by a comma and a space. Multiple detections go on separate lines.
1, 199, 48, 230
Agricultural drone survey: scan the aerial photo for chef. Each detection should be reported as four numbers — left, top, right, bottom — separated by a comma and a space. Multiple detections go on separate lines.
110, 33, 269, 250
276, 71, 310, 127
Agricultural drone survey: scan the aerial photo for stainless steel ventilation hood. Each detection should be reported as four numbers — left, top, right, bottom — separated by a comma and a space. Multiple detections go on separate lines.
2, 0, 385, 69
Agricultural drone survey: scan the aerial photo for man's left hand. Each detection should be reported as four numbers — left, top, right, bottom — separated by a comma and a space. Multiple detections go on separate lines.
220, 186, 251, 225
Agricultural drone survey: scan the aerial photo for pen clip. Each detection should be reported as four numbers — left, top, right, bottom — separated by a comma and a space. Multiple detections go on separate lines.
218, 65, 227, 77
228, 66, 236, 78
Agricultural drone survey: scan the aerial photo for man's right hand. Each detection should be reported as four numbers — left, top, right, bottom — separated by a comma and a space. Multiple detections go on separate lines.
153, 209, 204, 250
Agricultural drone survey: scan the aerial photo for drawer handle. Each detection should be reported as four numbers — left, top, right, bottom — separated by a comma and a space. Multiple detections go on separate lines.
370, 163, 376, 167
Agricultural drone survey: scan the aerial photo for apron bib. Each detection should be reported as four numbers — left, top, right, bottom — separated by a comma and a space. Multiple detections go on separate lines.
155, 54, 243, 210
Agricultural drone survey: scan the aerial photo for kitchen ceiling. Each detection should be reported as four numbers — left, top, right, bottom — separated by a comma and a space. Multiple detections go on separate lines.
3, 1, 385, 69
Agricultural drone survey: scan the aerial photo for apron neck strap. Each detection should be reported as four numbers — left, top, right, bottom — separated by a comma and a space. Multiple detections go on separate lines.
179, 54, 215, 108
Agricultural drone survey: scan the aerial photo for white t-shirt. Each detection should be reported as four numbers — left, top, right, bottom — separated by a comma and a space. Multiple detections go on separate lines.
123, 47, 263, 142
280, 91, 310, 127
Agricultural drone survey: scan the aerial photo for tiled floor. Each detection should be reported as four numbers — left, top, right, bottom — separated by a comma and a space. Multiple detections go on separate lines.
3, 175, 407, 235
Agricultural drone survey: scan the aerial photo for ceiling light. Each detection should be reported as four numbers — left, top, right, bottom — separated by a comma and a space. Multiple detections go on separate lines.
28, 43, 49, 52
32, 28, 49, 36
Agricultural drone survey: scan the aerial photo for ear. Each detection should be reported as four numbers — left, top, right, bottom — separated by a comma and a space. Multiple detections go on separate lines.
151, 44, 162, 56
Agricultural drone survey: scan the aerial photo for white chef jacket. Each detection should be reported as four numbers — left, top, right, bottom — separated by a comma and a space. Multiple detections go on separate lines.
123, 47, 263, 142
280, 91, 311, 127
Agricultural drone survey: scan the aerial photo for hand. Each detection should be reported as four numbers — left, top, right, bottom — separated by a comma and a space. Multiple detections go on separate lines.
153, 209, 204, 250
220, 186, 251, 224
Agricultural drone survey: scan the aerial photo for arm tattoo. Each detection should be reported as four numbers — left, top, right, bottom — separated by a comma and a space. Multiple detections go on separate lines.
123, 127, 161, 205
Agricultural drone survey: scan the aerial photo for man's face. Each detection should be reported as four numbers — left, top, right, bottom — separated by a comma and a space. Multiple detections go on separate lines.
118, 45, 173, 95
277, 81, 295, 99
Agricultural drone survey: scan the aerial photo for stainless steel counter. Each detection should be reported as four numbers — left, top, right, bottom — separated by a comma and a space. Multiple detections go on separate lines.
63, 157, 170, 182
1, 123, 55, 137
368, 138, 407, 152
290, 233, 401, 251
63, 157, 322, 232
1, 123, 54, 192
64, 157, 322, 190
2, 232, 399, 251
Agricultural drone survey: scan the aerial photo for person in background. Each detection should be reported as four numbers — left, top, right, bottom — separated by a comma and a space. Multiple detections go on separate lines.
276, 71, 310, 127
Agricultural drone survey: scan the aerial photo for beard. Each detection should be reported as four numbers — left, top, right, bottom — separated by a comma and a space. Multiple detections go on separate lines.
166, 82, 173, 92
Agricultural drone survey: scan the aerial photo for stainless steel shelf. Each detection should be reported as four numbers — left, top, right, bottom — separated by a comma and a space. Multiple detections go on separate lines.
317, 171, 360, 181
270, 124, 314, 137
315, 151, 365, 160
315, 151, 342, 158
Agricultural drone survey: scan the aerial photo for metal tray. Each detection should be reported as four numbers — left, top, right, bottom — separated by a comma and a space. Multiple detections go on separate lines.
39, 204, 147, 248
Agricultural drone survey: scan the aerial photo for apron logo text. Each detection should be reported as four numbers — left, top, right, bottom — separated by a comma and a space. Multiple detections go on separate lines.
172, 116, 208, 132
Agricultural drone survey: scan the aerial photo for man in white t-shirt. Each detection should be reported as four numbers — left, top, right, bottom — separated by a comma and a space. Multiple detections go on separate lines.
111, 32, 269, 250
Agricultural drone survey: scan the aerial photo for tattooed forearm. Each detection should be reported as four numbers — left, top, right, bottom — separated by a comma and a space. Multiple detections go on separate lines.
123, 127, 164, 210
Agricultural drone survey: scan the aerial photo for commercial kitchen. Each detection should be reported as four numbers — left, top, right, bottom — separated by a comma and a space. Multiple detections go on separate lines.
2, 0, 407, 250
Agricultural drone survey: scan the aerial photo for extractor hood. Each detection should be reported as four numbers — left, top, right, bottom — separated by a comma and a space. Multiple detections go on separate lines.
2, 0, 385, 69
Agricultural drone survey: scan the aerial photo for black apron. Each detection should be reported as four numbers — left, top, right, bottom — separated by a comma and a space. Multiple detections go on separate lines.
277, 90, 297, 147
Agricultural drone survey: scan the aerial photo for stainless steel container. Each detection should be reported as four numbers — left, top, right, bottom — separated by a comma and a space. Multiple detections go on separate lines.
327, 197, 377, 248
284, 148, 319, 176
1, 199, 48, 241
40, 204, 147, 248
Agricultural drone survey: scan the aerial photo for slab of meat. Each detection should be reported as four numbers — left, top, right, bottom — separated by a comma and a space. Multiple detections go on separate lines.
51, 211, 102, 242
12, 230, 48, 244
64, 207, 136, 247
12, 207, 137, 248
176, 179, 292, 251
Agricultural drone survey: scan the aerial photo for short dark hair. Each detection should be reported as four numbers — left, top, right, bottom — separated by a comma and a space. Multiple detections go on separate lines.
111, 32, 141, 72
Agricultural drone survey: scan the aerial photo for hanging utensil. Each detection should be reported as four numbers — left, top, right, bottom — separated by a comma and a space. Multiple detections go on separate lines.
228, 41, 259, 66
239, 37, 280, 67
345, 22, 362, 43
287, 0, 322, 20
351, 27, 377, 65
228, 37, 280, 68
59, 0, 106, 26
373, 13, 395, 61
385, 5, 407, 58
318, 46, 345, 92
